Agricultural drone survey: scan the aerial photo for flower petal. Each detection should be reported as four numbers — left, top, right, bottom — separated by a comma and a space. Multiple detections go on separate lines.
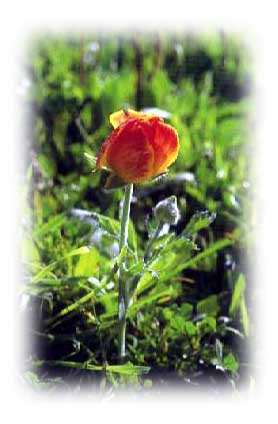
106, 120, 154, 183
96, 130, 116, 169
97, 110, 180, 185
109, 109, 153, 129
149, 118, 179, 176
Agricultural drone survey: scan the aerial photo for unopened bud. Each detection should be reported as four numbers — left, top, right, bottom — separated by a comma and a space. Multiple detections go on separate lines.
154, 195, 180, 226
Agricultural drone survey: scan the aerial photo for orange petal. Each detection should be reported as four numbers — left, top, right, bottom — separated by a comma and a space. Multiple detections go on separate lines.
106, 120, 154, 183
109, 109, 153, 129
150, 119, 179, 176
96, 131, 114, 169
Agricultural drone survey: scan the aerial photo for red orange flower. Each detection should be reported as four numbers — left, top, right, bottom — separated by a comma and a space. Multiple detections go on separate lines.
96, 109, 179, 184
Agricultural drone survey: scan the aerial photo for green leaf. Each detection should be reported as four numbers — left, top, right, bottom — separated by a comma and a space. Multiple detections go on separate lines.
159, 238, 234, 282
90, 212, 120, 236
185, 321, 198, 337
240, 297, 250, 336
22, 238, 40, 263
197, 316, 216, 334
197, 295, 219, 317
127, 286, 175, 316
106, 363, 150, 376
32, 360, 102, 372
37, 154, 57, 178
183, 211, 216, 236
64, 246, 91, 258
33, 214, 66, 239
229, 273, 246, 316
31, 246, 90, 283
45, 278, 109, 327
180, 303, 193, 318
74, 247, 99, 277
128, 220, 138, 258
157, 237, 196, 255
223, 353, 239, 372
33, 360, 150, 376
136, 237, 196, 294
117, 245, 128, 268
170, 315, 186, 333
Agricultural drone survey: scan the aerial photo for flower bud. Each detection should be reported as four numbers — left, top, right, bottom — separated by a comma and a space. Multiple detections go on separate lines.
154, 195, 180, 226
96, 109, 179, 184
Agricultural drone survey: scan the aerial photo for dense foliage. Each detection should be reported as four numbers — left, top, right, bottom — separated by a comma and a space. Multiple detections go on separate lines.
20, 32, 254, 394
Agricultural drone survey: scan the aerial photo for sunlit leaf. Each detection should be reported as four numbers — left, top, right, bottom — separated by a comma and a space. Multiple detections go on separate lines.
223, 353, 239, 372
229, 273, 246, 316
74, 247, 99, 277
240, 297, 250, 337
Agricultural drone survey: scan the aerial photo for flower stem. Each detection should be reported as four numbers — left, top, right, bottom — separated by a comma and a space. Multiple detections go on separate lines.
118, 183, 133, 362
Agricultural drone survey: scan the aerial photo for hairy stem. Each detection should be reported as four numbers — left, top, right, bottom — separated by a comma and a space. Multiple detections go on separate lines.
118, 183, 133, 361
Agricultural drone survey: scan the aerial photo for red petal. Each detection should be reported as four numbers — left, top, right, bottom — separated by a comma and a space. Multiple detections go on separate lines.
106, 120, 154, 183
149, 119, 179, 176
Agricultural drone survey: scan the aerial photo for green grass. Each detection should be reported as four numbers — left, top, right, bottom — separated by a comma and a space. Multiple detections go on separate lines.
20, 32, 253, 393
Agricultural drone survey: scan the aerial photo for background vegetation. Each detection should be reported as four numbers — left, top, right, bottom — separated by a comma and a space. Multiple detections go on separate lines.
20, 32, 254, 395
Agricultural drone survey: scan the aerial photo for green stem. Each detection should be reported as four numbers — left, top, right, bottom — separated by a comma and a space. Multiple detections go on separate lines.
118, 183, 133, 362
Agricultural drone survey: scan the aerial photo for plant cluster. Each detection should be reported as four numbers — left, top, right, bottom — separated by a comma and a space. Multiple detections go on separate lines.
20, 33, 253, 394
